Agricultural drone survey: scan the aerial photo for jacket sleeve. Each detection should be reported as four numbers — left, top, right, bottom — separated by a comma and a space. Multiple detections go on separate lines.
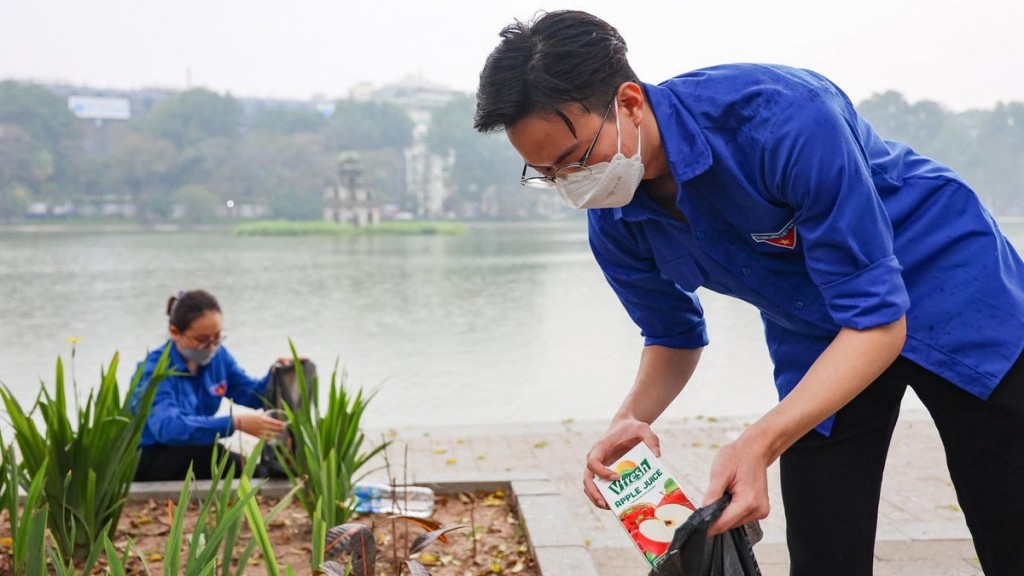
588, 210, 708, 349
763, 90, 909, 329
144, 373, 235, 446
221, 348, 272, 409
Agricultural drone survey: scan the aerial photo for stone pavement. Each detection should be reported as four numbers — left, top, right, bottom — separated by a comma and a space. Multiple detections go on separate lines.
364, 410, 984, 575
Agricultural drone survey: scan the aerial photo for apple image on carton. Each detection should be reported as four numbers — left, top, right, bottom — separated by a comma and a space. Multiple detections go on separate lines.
635, 503, 690, 556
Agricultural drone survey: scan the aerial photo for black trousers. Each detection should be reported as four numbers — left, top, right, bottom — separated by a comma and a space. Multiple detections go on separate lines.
135, 443, 245, 481
780, 354, 1024, 576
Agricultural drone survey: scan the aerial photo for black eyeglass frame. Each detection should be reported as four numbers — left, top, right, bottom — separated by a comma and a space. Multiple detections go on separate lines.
519, 96, 617, 189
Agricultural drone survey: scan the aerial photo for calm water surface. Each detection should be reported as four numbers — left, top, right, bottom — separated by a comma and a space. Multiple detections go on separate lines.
5, 220, 1021, 429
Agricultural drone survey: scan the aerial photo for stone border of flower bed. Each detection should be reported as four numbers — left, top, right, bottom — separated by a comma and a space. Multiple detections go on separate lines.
128, 472, 599, 576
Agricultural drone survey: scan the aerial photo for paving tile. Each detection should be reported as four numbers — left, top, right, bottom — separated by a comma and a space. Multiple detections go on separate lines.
533, 546, 600, 576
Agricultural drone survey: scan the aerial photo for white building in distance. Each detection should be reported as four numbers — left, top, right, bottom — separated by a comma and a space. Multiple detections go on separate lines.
351, 74, 459, 219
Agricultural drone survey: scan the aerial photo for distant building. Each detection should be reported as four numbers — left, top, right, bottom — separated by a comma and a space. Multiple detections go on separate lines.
353, 74, 459, 219
323, 152, 380, 226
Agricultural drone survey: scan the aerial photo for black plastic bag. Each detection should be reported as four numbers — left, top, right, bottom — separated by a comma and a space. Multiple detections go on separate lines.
259, 359, 316, 477
264, 358, 316, 413
649, 494, 762, 576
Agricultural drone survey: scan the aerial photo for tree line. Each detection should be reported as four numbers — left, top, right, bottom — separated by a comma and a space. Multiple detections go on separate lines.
0, 79, 1021, 223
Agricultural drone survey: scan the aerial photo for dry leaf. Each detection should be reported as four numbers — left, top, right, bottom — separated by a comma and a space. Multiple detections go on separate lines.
418, 552, 440, 565
130, 513, 152, 527
389, 515, 442, 533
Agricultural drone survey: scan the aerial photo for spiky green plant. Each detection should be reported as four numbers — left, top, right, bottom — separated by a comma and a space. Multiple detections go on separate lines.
0, 431, 7, 513
1, 444, 50, 576
127, 440, 304, 575
275, 342, 388, 528
0, 345, 172, 561
54, 442, 307, 576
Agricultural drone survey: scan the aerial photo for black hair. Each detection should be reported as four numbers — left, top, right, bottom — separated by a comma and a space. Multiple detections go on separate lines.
167, 289, 221, 332
474, 10, 640, 135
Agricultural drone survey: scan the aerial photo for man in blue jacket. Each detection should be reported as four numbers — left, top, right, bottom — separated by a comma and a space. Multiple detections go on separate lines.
474, 10, 1024, 575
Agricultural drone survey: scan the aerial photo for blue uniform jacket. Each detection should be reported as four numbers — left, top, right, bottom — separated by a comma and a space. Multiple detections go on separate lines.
589, 64, 1024, 434
132, 341, 270, 447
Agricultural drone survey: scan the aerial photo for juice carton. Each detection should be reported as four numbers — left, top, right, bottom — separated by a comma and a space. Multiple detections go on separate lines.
594, 442, 697, 568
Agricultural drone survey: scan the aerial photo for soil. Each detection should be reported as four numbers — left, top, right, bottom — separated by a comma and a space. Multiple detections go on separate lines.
0, 489, 540, 576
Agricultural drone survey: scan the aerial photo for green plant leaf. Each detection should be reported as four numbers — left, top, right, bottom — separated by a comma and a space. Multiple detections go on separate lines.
274, 346, 389, 528
163, 465, 194, 575
311, 497, 327, 568
103, 535, 128, 576
239, 475, 280, 576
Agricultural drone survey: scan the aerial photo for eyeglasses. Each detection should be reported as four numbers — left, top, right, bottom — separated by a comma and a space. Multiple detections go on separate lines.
183, 331, 226, 351
520, 96, 616, 189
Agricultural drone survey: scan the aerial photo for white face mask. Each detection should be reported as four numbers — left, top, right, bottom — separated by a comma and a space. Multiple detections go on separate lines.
555, 104, 644, 209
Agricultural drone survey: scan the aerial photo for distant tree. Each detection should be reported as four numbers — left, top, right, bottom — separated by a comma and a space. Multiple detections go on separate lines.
0, 81, 82, 212
106, 125, 178, 220
249, 106, 328, 135
357, 148, 406, 206
427, 94, 524, 217
961, 103, 1024, 214
857, 92, 1024, 215
143, 88, 243, 149
174, 184, 219, 223
325, 100, 413, 151
0, 81, 77, 153
0, 123, 54, 221
238, 132, 332, 220
0, 183, 32, 221
857, 91, 958, 159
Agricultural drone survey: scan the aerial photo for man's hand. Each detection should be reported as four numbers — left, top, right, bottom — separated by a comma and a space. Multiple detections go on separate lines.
583, 419, 662, 509
233, 412, 288, 439
700, 317, 907, 536
701, 434, 771, 535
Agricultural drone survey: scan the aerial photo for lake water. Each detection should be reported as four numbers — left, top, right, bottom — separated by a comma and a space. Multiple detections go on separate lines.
3, 219, 1022, 429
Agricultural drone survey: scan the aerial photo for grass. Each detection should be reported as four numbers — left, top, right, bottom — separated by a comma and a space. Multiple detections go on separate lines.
233, 220, 466, 237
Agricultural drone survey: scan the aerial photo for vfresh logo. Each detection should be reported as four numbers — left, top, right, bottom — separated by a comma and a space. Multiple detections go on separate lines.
608, 459, 652, 495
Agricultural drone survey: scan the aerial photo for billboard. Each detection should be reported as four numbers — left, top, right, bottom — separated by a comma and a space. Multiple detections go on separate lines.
67, 95, 131, 120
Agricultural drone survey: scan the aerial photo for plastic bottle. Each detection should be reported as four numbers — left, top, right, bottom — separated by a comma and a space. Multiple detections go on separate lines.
353, 482, 435, 518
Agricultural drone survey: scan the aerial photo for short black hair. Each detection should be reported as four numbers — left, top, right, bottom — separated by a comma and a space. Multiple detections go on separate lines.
474, 10, 639, 135
167, 289, 221, 332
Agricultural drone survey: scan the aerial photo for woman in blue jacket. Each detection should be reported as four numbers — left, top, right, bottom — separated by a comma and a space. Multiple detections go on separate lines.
132, 289, 286, 481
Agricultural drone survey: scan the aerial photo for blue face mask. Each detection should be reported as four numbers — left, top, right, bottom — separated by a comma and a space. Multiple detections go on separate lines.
179, 344, 219, 366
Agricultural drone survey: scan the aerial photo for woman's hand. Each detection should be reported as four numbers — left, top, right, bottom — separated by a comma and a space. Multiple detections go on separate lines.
233, 412, 288, 439
583, 419, 662, 509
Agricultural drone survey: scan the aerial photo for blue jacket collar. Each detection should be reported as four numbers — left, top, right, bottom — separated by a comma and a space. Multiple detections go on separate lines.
611, 81, 713, 222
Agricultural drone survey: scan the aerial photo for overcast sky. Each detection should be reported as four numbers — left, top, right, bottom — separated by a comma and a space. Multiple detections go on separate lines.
2, 0, 1022, 111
